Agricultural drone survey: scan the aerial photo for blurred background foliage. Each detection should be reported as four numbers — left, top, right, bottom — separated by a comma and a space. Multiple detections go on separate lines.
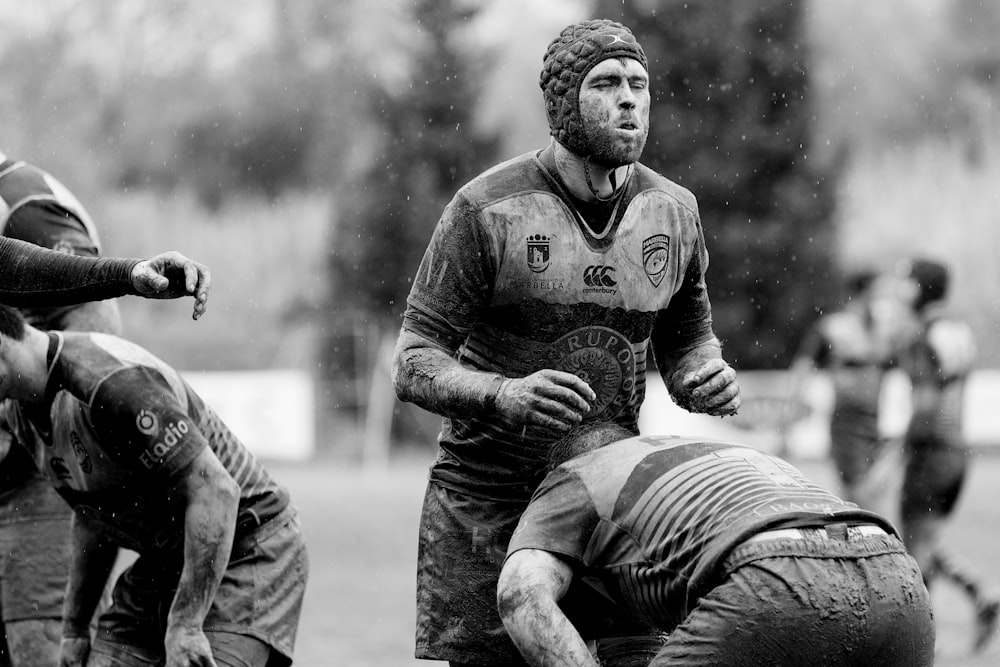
2, 0, 999, 413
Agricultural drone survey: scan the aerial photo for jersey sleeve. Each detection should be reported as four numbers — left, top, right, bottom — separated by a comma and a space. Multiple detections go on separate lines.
650, 225, 717, 356
506, 467, 600, 566
400, 192, 496, 352
88, 366, 208, 480
0, 237, 137, 307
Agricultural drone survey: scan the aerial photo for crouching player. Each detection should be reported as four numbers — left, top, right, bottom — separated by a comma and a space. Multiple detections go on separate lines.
497, 423, 934, 666
0, 304, 307, 666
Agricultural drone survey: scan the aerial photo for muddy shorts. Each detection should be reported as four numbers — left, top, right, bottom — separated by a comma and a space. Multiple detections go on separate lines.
91, 507, 308, 666
416, 481, 662, 665
0, 478, 72, 621
650, 525, 935, 666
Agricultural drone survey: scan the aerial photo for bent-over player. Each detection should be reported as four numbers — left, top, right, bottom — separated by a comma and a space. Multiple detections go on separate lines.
498, 423, 934, 666
0, 304, 307, 667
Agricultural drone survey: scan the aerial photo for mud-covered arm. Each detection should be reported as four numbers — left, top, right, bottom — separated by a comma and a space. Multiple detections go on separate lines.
392, 193, 593, 429
164, 446, 240, 665
651, 240, 739, 416
61, 513, 119, 646
498, 548, 596, 667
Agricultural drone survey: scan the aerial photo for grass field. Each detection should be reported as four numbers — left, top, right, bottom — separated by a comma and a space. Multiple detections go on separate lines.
266, 447, 1000, 667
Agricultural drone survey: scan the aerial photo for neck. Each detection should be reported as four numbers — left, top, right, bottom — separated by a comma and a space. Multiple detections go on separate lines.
552, 141, 629, 202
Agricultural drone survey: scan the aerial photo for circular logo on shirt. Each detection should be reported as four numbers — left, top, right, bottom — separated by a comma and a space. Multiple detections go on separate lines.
135, 409, 159, 436
551, 326, 636, 419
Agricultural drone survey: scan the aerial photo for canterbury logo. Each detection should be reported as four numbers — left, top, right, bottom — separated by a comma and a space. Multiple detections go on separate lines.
583, 265, 617, 287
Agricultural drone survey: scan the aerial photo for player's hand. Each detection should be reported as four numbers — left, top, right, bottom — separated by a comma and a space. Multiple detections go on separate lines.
165, 626, 217, 667
674, 358, 741, 416
131, 251, 211, 320
59, 636, 91, 667
495, 369, 596, 433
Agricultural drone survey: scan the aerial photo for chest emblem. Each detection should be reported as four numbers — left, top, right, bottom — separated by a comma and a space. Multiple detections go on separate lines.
551, 326, 636, 420
527, 234, 550, 273
70, 431, 92, 474
642, 234, 670, 287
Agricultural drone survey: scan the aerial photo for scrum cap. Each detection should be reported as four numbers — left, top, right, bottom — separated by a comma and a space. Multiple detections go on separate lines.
540, 19, 647, 156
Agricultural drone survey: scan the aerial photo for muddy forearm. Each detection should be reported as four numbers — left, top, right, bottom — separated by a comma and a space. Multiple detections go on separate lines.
392, 330, 507, 420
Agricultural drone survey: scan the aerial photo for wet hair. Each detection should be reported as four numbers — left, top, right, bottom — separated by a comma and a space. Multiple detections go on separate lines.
907, 258, 949, 311
546, 421, 635, 471
0, 304, 27, 341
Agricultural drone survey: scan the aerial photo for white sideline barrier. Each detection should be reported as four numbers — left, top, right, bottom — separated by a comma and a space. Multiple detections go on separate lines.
182, 370, 315, 462
639, 369, 1000, 460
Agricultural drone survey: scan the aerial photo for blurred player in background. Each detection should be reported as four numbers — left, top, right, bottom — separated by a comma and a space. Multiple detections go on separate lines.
0, 304, 307, 667
897, 257, 999, 654
392, 19, 739, 666
497, 422, 935, 667
785, 268, 911, 513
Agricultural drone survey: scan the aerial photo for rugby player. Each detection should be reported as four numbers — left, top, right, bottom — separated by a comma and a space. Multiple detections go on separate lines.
393, 18, 739, 665
897, 257, 999, 653
497, 423, 935, 666
0, 304, 307, 667
785, 268, 908, 510
0, 152, 124, 666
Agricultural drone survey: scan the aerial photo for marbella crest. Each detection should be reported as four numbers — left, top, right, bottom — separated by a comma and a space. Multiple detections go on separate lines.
527, 234, 550, 273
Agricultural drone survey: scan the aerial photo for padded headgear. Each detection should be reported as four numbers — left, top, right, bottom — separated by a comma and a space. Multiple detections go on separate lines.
540, 19, 647, 156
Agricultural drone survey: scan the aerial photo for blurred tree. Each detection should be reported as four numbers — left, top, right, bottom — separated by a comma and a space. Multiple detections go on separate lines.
322, 0, 501, 415
596, 0, 838, 369
328, 0, 500, 324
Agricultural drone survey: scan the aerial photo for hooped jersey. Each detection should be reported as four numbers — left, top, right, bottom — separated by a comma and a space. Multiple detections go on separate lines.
402, 146, 717, 498
507, 434, 892, 631
0, 158, 103, 327
798, 306, 893, 419
3, 331, 289, 555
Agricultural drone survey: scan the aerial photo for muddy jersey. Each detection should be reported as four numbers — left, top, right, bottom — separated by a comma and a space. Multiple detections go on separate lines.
903, 308, 975, 450
507, 434, 892, 631
402, 146, 717, 498
2, 331, 289, 555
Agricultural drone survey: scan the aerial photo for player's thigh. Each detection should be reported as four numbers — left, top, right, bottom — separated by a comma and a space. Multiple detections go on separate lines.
206, 631, 273, 667
2, 618, 61, 667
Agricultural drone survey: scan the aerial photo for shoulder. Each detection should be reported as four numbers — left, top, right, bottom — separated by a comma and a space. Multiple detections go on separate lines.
630, 162, 699, 215
456, 151, 553, 209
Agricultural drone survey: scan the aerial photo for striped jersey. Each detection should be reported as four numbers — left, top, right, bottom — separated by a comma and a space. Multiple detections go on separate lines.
797, 306, 892, 438
507, 434, 891, 631
3, 331, 289, 554
402, 145, 717, 499
0, 157, 104, 327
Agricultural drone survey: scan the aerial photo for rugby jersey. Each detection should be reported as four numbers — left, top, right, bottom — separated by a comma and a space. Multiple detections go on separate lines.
507, 434, 893, 631
903, 307, 975, 449
3, 331, 288, 554
0, 157, 104, 327
797, 306, 894, 443
402, 145, 717, 499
